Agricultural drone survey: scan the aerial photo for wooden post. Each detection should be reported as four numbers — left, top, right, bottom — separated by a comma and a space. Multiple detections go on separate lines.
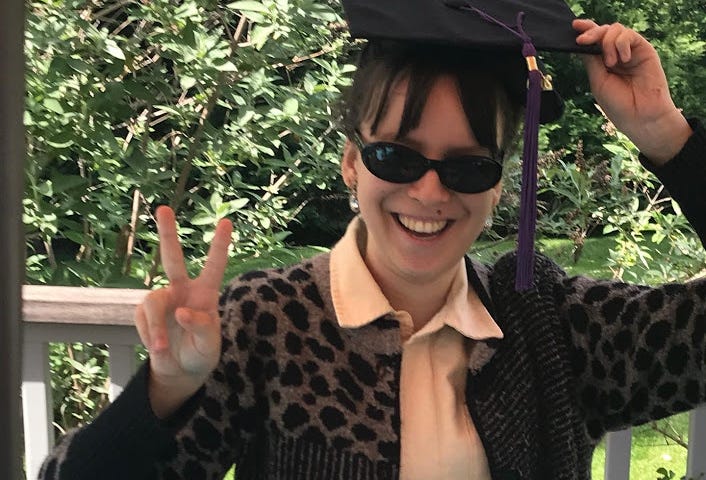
108, 344, 137, 401
605, 428, 631, 480
687, 405, 706, 478
0, 0, 25, 479
22, 342, 54, 480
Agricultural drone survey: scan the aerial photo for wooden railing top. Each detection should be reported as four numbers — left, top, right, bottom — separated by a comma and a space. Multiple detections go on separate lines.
22, 285, 147, 326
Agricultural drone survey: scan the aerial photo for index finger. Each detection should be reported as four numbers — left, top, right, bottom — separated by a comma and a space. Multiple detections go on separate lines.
198, 218, 233, 290
156, 205, 190, 284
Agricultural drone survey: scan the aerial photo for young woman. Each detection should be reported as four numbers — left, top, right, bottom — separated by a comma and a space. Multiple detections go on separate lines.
39, 17, 706, 480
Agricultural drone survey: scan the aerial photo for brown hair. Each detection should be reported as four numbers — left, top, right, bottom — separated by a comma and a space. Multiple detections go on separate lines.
340, 41, 526, 160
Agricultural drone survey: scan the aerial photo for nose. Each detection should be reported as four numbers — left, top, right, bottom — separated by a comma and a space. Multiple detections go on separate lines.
407, 168, 451, 205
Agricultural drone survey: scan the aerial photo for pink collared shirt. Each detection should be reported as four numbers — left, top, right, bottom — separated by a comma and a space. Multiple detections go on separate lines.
330, 218, 503, 479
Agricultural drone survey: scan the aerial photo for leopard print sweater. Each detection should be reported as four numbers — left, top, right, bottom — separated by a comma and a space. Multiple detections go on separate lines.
39, 119, 706, 480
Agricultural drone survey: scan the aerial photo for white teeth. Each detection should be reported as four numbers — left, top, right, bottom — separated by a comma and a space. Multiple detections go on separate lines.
397, 215, 448, 234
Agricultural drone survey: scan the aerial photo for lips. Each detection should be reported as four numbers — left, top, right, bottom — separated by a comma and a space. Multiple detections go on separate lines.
396, 214, 451, 236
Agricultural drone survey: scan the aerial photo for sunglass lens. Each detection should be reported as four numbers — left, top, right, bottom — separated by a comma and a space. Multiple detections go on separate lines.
361, 142, 501, 193
363, 144, 424, 183
440, 158, 501, 193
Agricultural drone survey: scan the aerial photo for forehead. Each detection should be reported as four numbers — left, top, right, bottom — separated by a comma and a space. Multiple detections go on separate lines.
362, 70, 464, 137
364, 72, 505, 151
372, 75, 464, 128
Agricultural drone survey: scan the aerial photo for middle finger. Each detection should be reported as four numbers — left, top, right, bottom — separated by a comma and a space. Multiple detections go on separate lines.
199, 218, 233, 291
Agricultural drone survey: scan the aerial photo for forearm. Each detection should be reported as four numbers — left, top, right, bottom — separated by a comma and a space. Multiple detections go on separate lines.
39, 364, 178, 480
640, 117, 706, 245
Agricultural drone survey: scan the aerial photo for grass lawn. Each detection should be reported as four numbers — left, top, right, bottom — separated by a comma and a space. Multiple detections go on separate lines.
469, 235, 624, 279
591, 413, 690, 479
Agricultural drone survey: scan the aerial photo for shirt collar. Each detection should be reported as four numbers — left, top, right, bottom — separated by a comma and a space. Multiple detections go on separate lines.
329, 217, 503, 341
330, 217, 394, 327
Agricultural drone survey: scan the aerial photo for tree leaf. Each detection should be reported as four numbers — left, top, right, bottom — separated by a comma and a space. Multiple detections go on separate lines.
43, 98, 64, 114
51, 174, 87, 193
215, 61, 238, 72
105, 39, 126, 60
180, 75, 197, 90
283, 98, 299, 116
46, 131, 75, 148
209, 192, 223, 211
228, 198, 249, 210
227, 1, 269, 13
38, 180, 53, 197
191, 212, 217, 226
252, 25, 276, 50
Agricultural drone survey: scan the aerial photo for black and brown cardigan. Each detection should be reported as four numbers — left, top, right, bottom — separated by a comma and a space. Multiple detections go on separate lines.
40, 119, 706, 480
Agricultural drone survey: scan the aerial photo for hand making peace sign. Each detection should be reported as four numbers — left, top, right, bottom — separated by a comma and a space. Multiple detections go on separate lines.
134, 205, 233, 418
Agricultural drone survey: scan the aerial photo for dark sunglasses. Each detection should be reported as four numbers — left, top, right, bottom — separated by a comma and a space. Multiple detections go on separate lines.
352, 132, 502, 194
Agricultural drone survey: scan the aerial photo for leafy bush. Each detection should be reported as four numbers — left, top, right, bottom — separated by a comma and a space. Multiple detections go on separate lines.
25, 0, 354, 290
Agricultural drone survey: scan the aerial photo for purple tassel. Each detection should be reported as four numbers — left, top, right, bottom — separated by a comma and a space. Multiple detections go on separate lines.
444, 5, 544, 290
516, 42, 542, 291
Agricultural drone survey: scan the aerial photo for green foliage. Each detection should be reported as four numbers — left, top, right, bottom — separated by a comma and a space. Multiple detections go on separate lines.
26, 0, 354, 438
25, 0, 353, 289
48, 343, 109, 435
534, 119, 706, 282
656, 467, 676, 480
527, 0, 706, 280
598, 131, 706, 283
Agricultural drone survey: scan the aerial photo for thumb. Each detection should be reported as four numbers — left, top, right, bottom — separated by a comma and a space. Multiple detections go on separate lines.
175, 306, 219, 334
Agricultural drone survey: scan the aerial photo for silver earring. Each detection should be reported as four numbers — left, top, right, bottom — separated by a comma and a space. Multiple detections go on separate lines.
348, 191, 360, 213
484, 215, 493, 230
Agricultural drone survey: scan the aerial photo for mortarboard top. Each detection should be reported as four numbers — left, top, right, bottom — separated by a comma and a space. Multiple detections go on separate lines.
341, 0, 601, 290
342, 0, 601, 123
344, 0, 599, 55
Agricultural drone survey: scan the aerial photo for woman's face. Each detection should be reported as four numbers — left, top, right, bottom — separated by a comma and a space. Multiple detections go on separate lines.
342, 74, 502, 286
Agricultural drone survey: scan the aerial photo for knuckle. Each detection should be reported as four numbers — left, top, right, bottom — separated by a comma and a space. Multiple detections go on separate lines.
142, 289, 171, 321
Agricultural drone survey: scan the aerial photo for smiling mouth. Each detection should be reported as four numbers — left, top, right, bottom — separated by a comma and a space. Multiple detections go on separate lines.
395, 214, 452, 236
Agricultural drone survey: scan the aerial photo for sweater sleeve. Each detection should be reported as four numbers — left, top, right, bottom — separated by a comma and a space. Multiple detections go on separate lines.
639, 117, 706, 245
557, 119, 706, 440
38, 362, 195, 480
38, 284, 247, 480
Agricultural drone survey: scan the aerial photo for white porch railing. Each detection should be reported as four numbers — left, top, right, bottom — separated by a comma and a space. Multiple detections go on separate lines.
22, 285, 143, 480
21, 285, 706, 480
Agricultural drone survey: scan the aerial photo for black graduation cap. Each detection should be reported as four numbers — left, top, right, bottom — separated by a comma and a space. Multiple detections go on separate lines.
344, 0, 597, 53
341, 0, 600, 290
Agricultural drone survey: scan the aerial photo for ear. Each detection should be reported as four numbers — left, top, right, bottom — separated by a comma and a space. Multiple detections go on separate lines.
490, 180, 503, 208
341, 139, 359, 189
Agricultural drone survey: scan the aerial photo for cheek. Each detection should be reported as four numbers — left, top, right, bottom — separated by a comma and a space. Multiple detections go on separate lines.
357, 185, 388, 216
356, 168, 396, 202
460, 192, 498, 215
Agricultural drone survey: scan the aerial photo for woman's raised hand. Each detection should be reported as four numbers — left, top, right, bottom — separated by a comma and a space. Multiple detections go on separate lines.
573, 19, 692, 164
135, 205, 233, 418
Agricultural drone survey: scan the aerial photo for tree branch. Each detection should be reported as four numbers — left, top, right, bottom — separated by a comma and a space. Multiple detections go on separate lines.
650, 421, 688, 449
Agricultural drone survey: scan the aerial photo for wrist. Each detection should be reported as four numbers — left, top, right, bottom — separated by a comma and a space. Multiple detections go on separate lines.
148, 370, 206, 419
634, 109, 693, 165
